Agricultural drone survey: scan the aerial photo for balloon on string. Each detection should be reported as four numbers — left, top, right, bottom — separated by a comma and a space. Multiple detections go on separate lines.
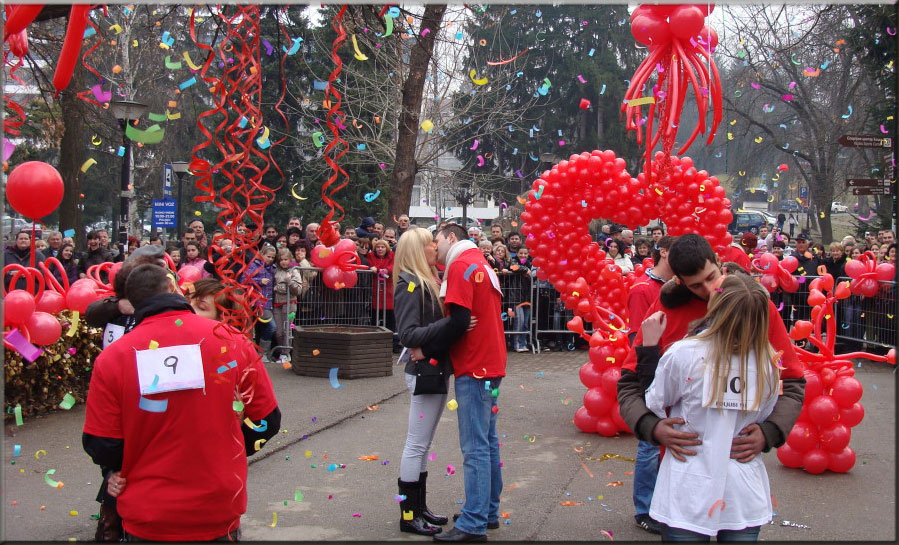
5, 161, 64, 219
24, 311, 61, 345
35, 290, 66, 315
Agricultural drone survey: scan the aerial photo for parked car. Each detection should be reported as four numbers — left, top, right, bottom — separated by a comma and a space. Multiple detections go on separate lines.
777, 201, 802, 213
728, 210, 768, 234
831, 202, 848, 213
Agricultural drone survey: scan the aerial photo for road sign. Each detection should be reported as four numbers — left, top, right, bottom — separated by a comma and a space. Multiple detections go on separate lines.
852, 187, 892, 196
838, 134, 893, 148
152, 199, 177, 228
846, 178, 887, 187
162, 163, 174, 199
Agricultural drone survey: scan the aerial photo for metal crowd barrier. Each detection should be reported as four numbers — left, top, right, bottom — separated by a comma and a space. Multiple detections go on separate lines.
833, 277, 896, 350
532, 274, 589, 353
291, 267, 387, 328
495, 270, 537, 353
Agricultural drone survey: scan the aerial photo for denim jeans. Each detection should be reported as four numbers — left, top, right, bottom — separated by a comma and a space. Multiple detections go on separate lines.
453, 375, 503, 535
661, 524, 760, 542
254, 314, 276, 342
633, 440, 660, 518
513, 305, 531, 350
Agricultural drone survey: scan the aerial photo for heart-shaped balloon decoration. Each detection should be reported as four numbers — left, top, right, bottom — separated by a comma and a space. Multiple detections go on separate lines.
521, 150, 733, 325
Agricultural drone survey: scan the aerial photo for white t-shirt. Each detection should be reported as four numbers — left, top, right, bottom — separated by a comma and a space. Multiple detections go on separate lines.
645, 338, 778, 536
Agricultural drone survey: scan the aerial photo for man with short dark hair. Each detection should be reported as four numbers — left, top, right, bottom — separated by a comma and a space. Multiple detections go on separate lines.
881, 229, 895, 246
148, 235, 164, 246
82, 264, 280, 541
649, 226, 664, 243
489, 224, 505, 245
372, 222, 384, 239
286, 216, 302, 231
506, 231, 522, 254
80, 230, 115, 278
432, 223, 506, 542
618, 235, 805, 508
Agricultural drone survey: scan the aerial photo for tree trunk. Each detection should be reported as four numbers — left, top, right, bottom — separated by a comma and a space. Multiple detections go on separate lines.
57, 63, 85, 249
387, 4, 446, 224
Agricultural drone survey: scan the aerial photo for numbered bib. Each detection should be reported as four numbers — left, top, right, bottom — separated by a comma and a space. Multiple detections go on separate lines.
702, 357, 759, 411
103, 324, 126, 349
136, 344, 205, 395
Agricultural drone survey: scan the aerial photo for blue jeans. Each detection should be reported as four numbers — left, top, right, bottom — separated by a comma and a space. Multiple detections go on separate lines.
453, 375, 503, 535
661, 524, 760, 542
513, 305, 531, 350
255, 314, 276, 342
633, 440, 660, 518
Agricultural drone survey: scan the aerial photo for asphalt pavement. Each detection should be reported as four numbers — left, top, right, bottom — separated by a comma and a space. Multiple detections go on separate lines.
3, 351, 895, 541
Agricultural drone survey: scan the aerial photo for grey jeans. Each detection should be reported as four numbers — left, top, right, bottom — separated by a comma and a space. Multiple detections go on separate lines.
399, 372, 448, 482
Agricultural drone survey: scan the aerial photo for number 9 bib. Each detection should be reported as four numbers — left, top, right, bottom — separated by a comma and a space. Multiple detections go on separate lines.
136, 344, 205, 395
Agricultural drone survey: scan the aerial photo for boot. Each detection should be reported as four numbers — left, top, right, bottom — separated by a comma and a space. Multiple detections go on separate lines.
399, 479, 442, 536
259, 340, 272, 363
419, 471, 448, 525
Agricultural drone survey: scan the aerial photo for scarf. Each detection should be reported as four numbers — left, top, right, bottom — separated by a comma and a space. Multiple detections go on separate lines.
439, 240, 502, 299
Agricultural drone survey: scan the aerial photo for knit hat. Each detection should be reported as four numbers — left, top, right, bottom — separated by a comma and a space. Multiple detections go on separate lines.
739, 232, 758, 250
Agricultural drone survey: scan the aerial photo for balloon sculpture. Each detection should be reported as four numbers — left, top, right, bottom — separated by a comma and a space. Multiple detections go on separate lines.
310, 238, 366, 290
522, 150, 733, 436
624, 4, 722, 177
776, 264, 896, 473
752, 253, 800, 294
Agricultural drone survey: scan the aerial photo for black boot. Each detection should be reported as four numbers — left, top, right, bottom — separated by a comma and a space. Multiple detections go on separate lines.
399, 479, 442, 536
419, 471, 448, 525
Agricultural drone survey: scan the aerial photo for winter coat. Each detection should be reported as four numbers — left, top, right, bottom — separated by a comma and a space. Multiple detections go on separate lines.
3, 245, 46, 291
273, 266, 304, 305
393, 271, 451, 378
243, 259, 275, 310
367, 251, 395, 310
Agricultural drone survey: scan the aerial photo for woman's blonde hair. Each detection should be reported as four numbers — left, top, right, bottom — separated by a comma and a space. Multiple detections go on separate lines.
276, 247, 293, 266
692, 273, 780, 411
393, 227, 442, 313
829, 241, 843, 253
492, 243, 509, 258
372, 238, 390, 256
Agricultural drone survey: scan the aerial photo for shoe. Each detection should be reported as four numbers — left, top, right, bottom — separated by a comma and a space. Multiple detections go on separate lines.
419, 472, 448, 525
514, 347, 528, 353
259, 340, 272, 363
399, 479, 442, 536
433, 527, 487, 542
453, 513, 499, 530
541, 347, 551, 352
635, 514, 661, 535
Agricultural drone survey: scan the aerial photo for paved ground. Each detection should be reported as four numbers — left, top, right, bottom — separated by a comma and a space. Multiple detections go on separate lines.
3, 350, 895, 541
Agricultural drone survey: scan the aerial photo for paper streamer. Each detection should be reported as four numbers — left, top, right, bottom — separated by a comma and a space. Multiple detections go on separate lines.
34, 449, 47, 459
329, 367, 343, 389
165, 55, 182, 69
125, 124, 165, 145
13, 445, 21, 457
269, 512, 278, 527
138, 396, 168, 413
254, 438, 266, 451
59, 393, 76, 410
14, 404, 23, 426
44, 469, 63, 488
80, 158, 97, 173
5, 329, 43, 362
65, 310, 80, 337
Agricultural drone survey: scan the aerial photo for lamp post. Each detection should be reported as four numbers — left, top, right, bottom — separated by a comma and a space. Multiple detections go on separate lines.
109, 99, 148, 251
170, 160, 190, 241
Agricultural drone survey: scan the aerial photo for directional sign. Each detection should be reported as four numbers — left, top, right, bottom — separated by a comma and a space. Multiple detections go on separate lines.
846, 178, 886, 187
852, 187, 891, 196
162, 163, 174, 199
838, 134, 892, 148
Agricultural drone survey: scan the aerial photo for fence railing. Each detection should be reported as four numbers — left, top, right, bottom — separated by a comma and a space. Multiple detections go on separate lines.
832, 277, 896, 349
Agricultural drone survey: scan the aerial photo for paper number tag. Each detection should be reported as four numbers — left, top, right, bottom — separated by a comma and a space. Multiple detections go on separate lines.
103, 323, 126, 349
136, 344, 205, 395
702, 357, 758, 411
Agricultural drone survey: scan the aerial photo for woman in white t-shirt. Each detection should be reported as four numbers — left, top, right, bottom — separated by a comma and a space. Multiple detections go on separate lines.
644, 273, 781, 542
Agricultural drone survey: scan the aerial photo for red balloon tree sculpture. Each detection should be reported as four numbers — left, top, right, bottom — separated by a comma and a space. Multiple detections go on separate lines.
776, 265, 895, 473
624, 4, 722, 177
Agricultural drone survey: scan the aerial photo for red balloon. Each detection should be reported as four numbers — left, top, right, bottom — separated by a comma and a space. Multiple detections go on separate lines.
630, 14, 671, 47
339, 270, 359, 289
830, 376, 863, 409
35, 290, 66, 315
2, 4, 44, 38
5, 161, 64, 219
321, 265, 342, 289
781, 256, 799, 273
70, 278, 98, 291
776, 443, 804, 468
669, 6, 705, 40
802, 449, 830, 474
583, 387, 614, 416
819, 422, 851, 454
803, 370, 823, 400
574, 406, 600, 433
786, 419, 819, 452
66, 286, 99, 314
601, 366, 621, 395
4, 290, 36, 325
875, 262, 895, 282
843, 259, 865, 279
838, 402, 865, 428
177, 265, 202, 284
595, 416, 619, 437
7, 28, 28, 57
807, 395, 840, 427
579, 362, 604, 389
826, 446, 856, 473
698, 25, 718, 48
24, 311, 61, 346
52, 5, 90, 95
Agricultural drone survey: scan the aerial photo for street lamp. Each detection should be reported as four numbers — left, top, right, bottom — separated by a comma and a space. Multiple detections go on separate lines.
109, 99, 148, 250
171, 160, 190, 240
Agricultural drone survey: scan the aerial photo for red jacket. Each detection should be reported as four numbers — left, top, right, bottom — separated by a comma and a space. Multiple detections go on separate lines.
627, 271, 664, 330
720, 244, 752, 273
367, 251, 394, 310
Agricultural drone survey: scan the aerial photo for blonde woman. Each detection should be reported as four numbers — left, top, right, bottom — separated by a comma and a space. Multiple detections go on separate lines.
392, 227, 474, 536
644, 274, 780, 541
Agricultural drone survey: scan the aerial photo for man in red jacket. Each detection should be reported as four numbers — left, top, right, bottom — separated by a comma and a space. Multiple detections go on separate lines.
618, 234, 805, 464
83, 264, 280, 541
625, 235, 675, 535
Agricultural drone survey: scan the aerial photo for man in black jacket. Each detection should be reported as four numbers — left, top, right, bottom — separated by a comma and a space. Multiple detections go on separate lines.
3, 230, 46, 290
79, 230, 115, 278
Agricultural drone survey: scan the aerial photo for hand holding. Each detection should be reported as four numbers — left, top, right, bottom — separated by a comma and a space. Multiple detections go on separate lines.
107, 471, 126, 498
730, 423, 766, 463
651, 417, 701, 462
409, 347, 425, 361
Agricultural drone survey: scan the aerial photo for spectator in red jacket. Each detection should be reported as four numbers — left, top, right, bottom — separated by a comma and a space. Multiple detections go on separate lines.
369, 238, 398, 351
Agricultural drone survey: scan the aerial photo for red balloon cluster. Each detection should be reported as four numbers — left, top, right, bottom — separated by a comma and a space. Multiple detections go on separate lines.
752, 253, 799, 293
844, 252, 894, 298
572, 317, 632, 437
777, 271, 896, 473
5, 161, 64, 220
3, 288, 61, 347
310, 239, 364, 290
625, 4, 722, 177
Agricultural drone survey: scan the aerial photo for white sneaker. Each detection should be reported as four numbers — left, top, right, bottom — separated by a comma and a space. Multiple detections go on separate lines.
515, 348, 528, 353
279, 355, 290, 363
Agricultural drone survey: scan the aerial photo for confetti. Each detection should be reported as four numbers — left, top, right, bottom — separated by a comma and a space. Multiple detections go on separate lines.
329, 368, 343, 388
44, 469, 63, 489
606, 481, 623, 487
358, 455, 380, 461
446, 399, 458, 411
269, 512, 278, 528
59, 394, 76, 410
446, 464, 456, 475
600, 530, 614, 541
708, 499, 726, 517
254, 439, 266, 451
294, 490, 303, 501
560, 501, 583, 506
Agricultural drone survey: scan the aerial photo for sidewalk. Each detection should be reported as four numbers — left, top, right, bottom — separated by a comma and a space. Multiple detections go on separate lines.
3, 352, 896, 541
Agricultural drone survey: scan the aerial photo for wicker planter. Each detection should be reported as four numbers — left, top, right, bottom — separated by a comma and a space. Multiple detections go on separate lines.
291, 325, 394, 379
